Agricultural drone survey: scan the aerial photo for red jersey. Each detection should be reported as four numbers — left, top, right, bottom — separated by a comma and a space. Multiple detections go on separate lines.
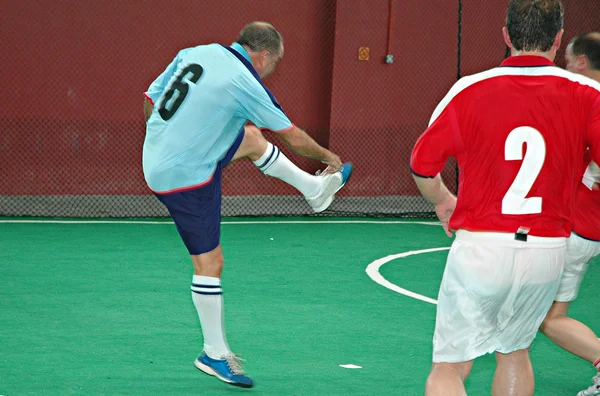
411, 55, 600, 237
573, 154, 600, 241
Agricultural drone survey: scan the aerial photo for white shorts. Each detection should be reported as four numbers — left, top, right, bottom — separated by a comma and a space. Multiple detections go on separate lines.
433, 230, 566, 363
555, 232, 600, 302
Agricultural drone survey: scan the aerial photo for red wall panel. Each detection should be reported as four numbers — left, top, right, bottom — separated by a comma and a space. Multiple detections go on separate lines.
2, 1, 599, 197
328, 0, 458, 196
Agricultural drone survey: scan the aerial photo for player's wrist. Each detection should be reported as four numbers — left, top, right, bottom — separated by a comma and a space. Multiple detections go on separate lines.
317, 149, 333, 163
434, 189, 455, 207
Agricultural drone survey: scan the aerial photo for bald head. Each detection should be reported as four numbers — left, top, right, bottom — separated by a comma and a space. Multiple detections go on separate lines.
236, 22, 283, 58
570, 32, 600, 71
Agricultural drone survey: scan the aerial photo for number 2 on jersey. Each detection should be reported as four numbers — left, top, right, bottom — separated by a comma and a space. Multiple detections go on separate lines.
159, 63, 204, 121
502, 126, 546, 215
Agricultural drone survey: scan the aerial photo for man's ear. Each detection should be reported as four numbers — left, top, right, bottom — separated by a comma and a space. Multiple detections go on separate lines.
553, 29, 564, 51
260, 50, 270, 64
502, 27, 513, 49
577, 55, 589, 72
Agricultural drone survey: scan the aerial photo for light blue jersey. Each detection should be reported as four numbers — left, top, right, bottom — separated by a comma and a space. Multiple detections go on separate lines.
143, 43, 293, 193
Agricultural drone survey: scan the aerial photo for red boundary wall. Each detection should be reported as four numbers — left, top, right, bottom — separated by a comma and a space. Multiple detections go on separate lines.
1, 0, 598, 196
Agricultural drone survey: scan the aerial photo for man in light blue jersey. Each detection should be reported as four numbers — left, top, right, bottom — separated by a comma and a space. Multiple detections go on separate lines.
142, 21, 352, 388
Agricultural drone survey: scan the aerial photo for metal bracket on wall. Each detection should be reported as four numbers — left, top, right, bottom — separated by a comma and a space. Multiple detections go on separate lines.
358, 47, 370, 61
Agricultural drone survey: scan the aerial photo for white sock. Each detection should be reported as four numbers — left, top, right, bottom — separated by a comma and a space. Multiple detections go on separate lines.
253, 142, 322, 198
191, 275, 230, 358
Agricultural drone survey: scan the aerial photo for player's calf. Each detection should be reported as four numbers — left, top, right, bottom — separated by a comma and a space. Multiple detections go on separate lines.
425, 362, 471, 396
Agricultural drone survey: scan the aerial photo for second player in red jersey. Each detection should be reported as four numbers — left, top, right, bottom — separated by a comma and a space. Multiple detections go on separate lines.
411, 55, 600, 237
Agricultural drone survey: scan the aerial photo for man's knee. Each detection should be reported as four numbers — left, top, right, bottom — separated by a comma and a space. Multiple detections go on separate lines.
431, 361, 473, 380
243, 125, 266, 148
426, 362, 471, 396
541, 301, 569, 331
236, 125, 269, 161
191, 245, 225, 276
495, 348, 531, 365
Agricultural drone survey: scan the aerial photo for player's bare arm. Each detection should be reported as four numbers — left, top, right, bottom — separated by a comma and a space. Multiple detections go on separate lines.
144, 97, 153, 122
412, 174, 456, 237
277, 125, 342, 171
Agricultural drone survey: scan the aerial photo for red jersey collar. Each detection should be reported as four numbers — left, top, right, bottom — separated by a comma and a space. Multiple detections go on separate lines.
500, 55, 556, 67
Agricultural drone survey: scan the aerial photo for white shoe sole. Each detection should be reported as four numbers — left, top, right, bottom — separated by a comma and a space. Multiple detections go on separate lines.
310, 196, 334, 213
307, 174, 345, 213
194, 359, 234, 384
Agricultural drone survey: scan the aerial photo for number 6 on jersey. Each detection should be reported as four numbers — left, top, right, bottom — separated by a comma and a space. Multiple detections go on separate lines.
502, 126, 546, 215
159, 64, 204, 121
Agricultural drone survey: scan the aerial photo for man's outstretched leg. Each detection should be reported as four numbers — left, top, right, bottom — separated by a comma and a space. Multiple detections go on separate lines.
233, 125, 352, 213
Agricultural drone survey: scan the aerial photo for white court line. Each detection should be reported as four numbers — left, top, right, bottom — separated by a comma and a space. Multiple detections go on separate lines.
339, 364, 362, 369
366, 247, 451, 305
0, 219, 441, 225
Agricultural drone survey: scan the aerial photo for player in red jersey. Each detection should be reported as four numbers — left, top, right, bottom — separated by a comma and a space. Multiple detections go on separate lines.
539, 32, 600, 396
410, 1, 600, 395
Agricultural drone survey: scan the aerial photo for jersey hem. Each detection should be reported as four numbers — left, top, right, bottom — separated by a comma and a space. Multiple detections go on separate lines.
150, 175, 214, 195
272, 124, 295, 133
409, 165, 436, 179
143, 92, 154, 105
572, 231, 600, 243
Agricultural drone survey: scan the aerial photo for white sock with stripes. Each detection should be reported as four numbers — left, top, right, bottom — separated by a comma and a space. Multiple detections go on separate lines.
253, 142, 322, 198
191, 275, 230, 358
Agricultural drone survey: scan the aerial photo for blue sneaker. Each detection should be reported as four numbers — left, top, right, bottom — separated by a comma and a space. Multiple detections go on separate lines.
194, 352, 254, 388
306, 162, 354, 213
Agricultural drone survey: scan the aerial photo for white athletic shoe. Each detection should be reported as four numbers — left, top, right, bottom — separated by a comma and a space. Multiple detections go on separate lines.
305, 162, 353, 213
577, 372, 600, 396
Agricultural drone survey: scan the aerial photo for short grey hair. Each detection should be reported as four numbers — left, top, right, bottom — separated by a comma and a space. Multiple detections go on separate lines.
236, 22, 283, 56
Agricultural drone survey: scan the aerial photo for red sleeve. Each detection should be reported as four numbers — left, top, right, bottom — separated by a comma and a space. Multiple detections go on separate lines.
410, 104, 457, 178
586, 94, 600, 166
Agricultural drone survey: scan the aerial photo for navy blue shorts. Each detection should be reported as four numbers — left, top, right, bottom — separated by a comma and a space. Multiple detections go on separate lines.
154, 129, 245, 255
